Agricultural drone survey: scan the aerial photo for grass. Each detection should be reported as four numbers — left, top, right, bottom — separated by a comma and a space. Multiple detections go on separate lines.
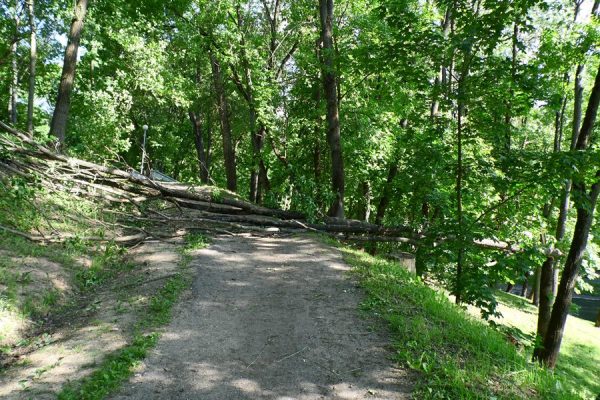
56, 274, 187, 400
339, 245, 587, 400
56, 274, 188, 400
490, 291, 600, 399
74, 243, 135, 289
56, 232, 208, 400
0, 233, 133, 325
184, 231, 210, 251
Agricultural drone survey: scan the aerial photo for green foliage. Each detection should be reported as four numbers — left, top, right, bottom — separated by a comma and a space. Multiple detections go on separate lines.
2, 0, 600, 380
0, 177, 41, 231
184, 232, 209, 251
342, 246, 580, 400
57, 333, 158, 400
75, 243, 133, 289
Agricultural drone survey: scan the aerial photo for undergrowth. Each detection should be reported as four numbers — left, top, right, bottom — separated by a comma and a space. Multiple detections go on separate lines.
56, 232, 209, 400
56, 275, 187, 400
340, 246, 582, 400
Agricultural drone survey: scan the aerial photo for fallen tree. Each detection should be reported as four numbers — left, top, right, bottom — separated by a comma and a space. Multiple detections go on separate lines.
0, 121, 524, 253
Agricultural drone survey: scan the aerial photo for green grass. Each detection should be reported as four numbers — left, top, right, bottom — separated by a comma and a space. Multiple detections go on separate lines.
56, 232, 202, 400
340, 246, 583, 400
56, 273, 188, 400
74, 243, 134, 289
492, 291, 600, 399
184, 232, 209, 251
56, 333, 159, 400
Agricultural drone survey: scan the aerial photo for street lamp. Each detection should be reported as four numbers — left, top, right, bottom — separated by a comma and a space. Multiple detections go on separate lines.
141, 124, 149, 175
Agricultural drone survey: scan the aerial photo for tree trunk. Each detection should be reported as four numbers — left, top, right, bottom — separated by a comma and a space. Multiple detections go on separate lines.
535, 64, 600, 368
534, 58, 584, 345
537, 182, 600, 367
521, 276, 529, 298
431, 7, 452, 118
9, 4, 20, 125
374, 162, 398, 226
595, 308, 600, 328
210, 52, 237, 192
49, 0, 88, 147
26, 0, 36, 135
189, 111, 209, 184
355, 180, 371, 222
319, 0, 345, 219
253, 126, 268, 204
534, 257, 555, 355
205, 111, 212, 181
455, 100, 465, 304
532, 265, 541, 306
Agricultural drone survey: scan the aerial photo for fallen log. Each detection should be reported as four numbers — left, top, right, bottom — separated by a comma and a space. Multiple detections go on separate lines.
0, 121, 534, 255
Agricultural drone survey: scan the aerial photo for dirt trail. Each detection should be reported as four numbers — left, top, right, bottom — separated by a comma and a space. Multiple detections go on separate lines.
110, 234, 412, 400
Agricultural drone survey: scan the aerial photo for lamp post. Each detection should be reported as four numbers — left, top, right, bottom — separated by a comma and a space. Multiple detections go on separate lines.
141, 124, 148, 175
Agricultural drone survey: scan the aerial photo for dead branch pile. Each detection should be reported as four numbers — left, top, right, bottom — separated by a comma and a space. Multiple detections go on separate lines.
0, 121, 519, 252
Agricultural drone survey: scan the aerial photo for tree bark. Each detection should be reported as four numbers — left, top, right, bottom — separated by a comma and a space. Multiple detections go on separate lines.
431, 7, 452, 118
210, 52, 237, 192
535, 55, 584, 344
49, 0, 88, 147
189, 111, 209, 184
455, 100, 465, 304
375, 163, 398, 226
532, 265, 541, 306
536, 257, 554, 338
319, 0, 345, 219
9, 3, 20, 125
26, 0, 36, 135
535, 64, 600, 368
595, 308, 600, 328
452, 43, 474, 304
355, 180, 371, 222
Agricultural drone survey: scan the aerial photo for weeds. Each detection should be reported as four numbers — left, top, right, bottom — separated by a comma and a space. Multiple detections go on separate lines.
184, 232, 209, 251
56, 234, 199, 399
57, 333, 158, 400
75, 243, 133, 289
340, 246, 581, 400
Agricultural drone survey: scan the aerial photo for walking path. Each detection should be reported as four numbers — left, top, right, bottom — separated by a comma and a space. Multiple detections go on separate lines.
110, 234, 412, 400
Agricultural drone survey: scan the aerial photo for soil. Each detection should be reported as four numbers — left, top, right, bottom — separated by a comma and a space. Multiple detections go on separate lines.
110, 234, 413, 400
0, 240, 184, 399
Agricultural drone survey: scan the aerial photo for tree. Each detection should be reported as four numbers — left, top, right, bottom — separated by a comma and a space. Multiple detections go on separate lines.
49, 0, 89, 147
210, 52, 237, 192
8, 0, 20, 125
534, 64, 600, 367
189, 111, 210, 184
26, 0, 36, 134
319, 0, 345, 219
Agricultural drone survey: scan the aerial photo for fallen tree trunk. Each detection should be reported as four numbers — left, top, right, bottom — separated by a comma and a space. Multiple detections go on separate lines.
0, 121, 528, 253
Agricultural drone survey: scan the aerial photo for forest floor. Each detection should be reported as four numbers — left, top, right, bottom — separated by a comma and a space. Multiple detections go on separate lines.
0, 234, 189, 399
108, 233, 413, 400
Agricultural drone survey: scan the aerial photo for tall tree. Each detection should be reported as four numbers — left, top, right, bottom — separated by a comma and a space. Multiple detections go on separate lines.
210, 52, 237, 192
189, 111, 210, 184
49, 0, 89, 147
26, 0, 36, 134
534, 0, 597, 353
8, 1, 20, 125
534, 64, 600, 367
319, 0, 345, 218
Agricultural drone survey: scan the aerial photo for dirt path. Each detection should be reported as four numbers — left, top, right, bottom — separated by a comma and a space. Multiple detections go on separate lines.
110, 234, 412, 400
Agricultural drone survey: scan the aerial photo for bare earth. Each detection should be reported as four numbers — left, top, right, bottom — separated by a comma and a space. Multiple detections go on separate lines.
110, 234, 413, 400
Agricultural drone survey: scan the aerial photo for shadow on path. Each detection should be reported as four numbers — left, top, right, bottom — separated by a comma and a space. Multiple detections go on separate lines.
110, 234, 413, 400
